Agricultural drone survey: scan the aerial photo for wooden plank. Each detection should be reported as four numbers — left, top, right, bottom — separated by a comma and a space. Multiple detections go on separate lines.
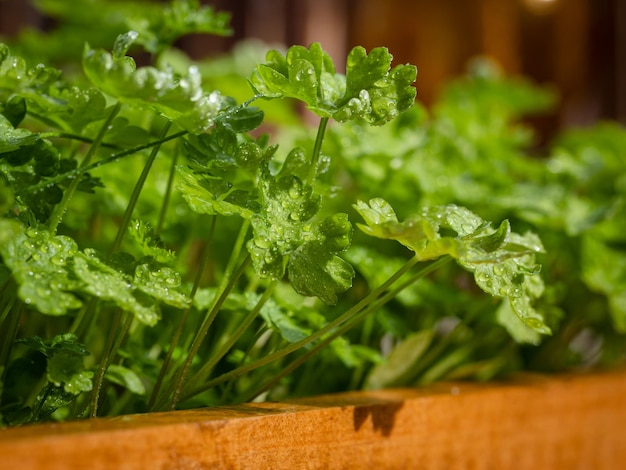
1, 369, 625, 469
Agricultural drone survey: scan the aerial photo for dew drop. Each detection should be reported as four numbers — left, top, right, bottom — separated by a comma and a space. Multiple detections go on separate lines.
254, 237, 271, 249
165, 276, 178, 287
525, 318, 544, 330
288, 183, 301, 200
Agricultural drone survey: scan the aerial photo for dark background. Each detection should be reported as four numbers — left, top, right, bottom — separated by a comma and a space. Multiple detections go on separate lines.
1, 0, 624, 132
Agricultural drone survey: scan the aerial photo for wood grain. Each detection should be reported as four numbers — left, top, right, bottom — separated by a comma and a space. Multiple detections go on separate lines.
1, 369, 625, 469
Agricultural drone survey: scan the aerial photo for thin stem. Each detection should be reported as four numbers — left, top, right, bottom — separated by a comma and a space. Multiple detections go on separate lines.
90, 309, 123, 418
18, 130, 188, 198
68, 302, 88, 336
0, 296, 22, 383
147, 216, 217, 410
23, 97, 261, 200
307, 117, 329, 186
109, 122, 172, 254
191, 281, 277, 386
48, 102, 122, 233
0, 280, 16, 326
168, 254, 251, 410
110, 313, 133, 366
180, 254, 425, 401
39, 131, 119, 149
349, 313, 376, 389
156, 140, 180, 235
155, 219, 250, 409
242, 257, 452, 402
69, 298, 98, 338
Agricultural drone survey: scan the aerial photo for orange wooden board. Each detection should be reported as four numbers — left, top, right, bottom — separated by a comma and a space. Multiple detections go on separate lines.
1, 369, 625, 469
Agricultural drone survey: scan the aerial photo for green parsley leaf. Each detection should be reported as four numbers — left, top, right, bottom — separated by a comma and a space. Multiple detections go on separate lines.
47, 350, 94, 394
250, 43, 417, 125
72, 249, 190, 326
128, 220, 175, 264
245, 163, 354, 304
353, 198, 467, 260
83, 37, 233, 133
0, 225, 82, 315
355, 198, 550, 337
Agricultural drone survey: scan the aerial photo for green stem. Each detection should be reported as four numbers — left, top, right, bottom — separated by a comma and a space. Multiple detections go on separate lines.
68, 302, 88, 336
0, 296, 22, 383
349, 313, 376, 389
0, 279, 16, 326
156, 140, 180, 235
110, 313, 133, 366
109, 122, 172, 254
168, 254, 251, 410
19, 130, 188, 198
147, 216, 216, 411
242, 257, 452, 402
39, 131, 119, 149
156, 218, 250, 410
180, 254, 425, 402
90, 309, 123, 418
48, 102, 122, 233
307, 117, 329, 186
69, 298, 98, 338
190, 281, 277, 386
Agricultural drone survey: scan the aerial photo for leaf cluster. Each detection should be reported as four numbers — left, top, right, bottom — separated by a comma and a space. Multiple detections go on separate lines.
2, 0, 624, 427
250, 43, 417, 125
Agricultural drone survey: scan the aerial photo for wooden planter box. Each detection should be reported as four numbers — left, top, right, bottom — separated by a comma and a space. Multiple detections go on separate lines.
1, 368, 625, 469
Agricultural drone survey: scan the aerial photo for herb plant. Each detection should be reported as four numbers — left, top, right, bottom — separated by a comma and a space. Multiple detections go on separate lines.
1, 1, 624, 427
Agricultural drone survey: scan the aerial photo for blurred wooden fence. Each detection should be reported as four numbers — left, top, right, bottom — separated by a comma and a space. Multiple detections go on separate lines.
1, 0, 625, 128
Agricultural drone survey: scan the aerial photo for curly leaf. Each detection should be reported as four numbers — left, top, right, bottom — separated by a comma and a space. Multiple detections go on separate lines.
250, 43, 417, 125
15, 333, 93, 396
176, 164, 259, 218
0, 44, 61, 93
128, 220, 175, 264
353, 198, 466, 260
355, 198, 550, 337
288, 239, 354, 305
17, 333, 89, 357
47, 350, 94, 394
246, 170, 320, 279
288, 213, 354, 303
73, 251, 159, 325
72, 250, 189, 326
133, 259, 190, 309
83, 38, 232, 132
247, 166, 354, 304
257, 297, 311, 343
0, 46, 107, 132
